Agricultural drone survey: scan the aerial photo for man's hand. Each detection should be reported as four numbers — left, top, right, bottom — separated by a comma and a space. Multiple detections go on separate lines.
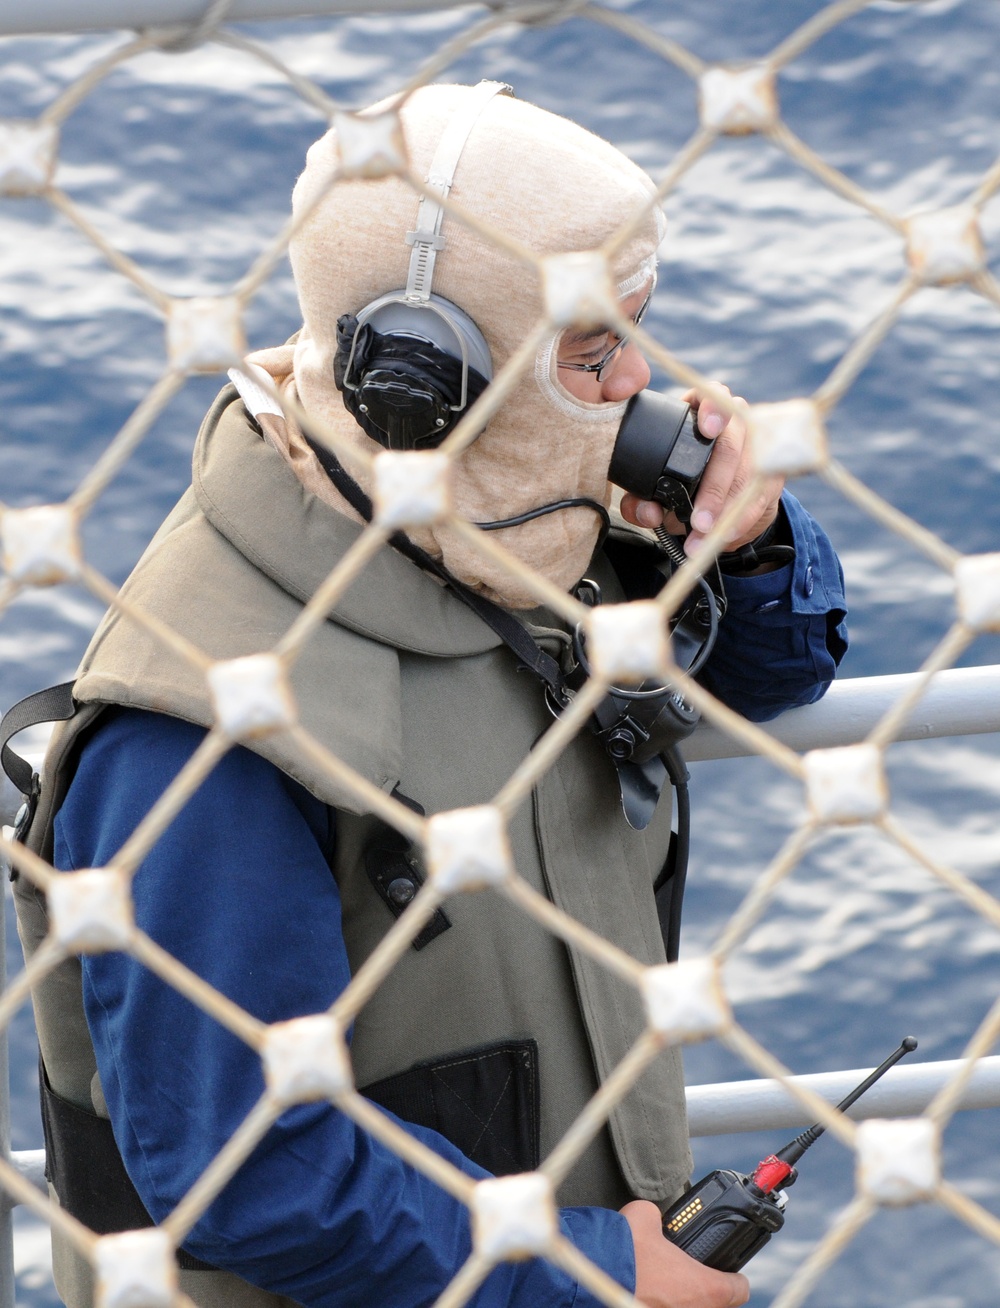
619, 383, 785, 559
621, 1200, 750, 1308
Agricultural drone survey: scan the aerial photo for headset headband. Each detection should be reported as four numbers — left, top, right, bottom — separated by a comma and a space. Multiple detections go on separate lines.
403, 80, 513, 303
337, 82, 512, 450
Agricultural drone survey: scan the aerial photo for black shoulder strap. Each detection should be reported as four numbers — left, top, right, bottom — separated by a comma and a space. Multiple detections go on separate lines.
1, 682, 77, 798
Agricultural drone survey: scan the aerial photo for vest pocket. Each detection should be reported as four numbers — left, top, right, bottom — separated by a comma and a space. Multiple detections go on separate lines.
361, 1039, 540, 1176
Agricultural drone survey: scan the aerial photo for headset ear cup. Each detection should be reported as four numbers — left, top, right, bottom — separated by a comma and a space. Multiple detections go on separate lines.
354, 367, 453, 451
333, 293, 492, 452
333, 314, 362, 392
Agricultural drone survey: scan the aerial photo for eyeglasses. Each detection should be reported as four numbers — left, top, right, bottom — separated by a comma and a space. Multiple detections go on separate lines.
556, 290, 652, 383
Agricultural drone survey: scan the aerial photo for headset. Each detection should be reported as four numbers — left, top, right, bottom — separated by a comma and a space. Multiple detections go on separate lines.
334, 292, 492, 451
334, 80, 510, 452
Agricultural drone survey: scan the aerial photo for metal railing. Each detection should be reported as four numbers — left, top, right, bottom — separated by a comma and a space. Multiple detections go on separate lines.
684, 663, 1000, 761
4, 0, 476, 37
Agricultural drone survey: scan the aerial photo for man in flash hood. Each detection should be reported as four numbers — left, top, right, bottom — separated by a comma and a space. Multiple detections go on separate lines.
15, 84, 846, 1308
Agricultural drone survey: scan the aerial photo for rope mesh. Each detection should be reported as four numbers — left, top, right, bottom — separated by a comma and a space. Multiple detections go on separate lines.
1, 2, 998, 1304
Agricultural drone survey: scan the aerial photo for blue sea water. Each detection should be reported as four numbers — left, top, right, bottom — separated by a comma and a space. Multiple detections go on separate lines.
1, 1, 999, 1303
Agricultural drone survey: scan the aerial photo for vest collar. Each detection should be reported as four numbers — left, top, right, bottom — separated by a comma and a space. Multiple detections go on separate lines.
192, 387, 504, 658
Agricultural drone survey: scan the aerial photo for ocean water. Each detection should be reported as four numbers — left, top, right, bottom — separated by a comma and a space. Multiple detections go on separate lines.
1, 1, 999, 1303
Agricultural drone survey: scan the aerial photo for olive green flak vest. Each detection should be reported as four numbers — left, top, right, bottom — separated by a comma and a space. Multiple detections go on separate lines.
14, 386, 692, 1308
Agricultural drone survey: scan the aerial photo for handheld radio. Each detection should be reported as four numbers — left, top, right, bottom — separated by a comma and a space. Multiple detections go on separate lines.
663, 1037, 918, 1272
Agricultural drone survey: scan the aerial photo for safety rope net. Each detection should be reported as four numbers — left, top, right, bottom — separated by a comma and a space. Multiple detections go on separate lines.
1, 2, 999, 1305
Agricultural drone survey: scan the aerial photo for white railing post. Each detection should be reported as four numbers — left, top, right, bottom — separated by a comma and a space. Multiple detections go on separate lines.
3, 668, 1000, 797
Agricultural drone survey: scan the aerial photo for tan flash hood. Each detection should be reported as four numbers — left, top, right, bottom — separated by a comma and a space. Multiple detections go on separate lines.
251, 82, 665, 608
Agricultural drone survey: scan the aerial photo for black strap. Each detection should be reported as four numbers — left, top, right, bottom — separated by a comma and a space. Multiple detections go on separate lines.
306, 437, 700, 962
1, 681, 76, 797
652, 748, 691, 963
718, 512, 795, 576
39, 1060, 215, 1272
304, 436, 566, 698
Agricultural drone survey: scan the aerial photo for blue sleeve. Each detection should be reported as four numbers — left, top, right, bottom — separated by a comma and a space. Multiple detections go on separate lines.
54, 708, 634, 1308
697, 491, 848, 722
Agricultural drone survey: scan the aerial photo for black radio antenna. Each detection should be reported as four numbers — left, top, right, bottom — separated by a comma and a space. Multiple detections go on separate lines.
750, 1037, 919, 1194
777, 1036, 918, 1167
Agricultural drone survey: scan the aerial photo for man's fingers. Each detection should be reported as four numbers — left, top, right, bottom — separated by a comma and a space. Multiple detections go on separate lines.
621, 1200, 751, 1308
620, 382, 783, 553
620, 492, 664, 530
678, 386, 749, 535
689, 426, 746, 536
687, 479, 785, 555
693, 407, 725, 439
680, 385, 736, 439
